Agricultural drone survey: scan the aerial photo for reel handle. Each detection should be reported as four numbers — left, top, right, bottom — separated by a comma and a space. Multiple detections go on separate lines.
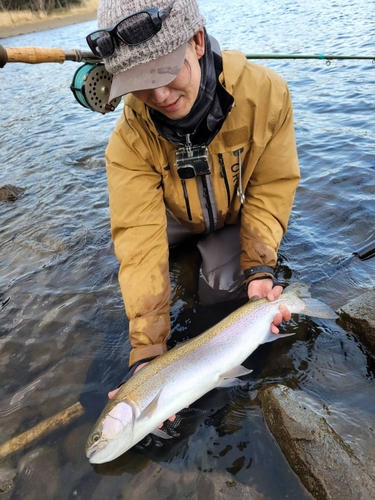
0, 44, 99, 68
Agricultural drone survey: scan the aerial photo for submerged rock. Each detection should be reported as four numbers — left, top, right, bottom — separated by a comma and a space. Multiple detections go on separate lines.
0, 468, 17, 494
0, 185, 25, 202
123, 461, 265, 500
337, 289, 375, 354
259, 385, 375, 500
10, 447, 60, 500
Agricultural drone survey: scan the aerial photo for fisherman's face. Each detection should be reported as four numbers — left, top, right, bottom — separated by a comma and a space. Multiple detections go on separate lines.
132, 29, 205, 120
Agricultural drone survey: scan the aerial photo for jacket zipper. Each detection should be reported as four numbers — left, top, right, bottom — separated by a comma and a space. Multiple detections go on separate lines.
201, 175, 214, 232
234, 148, 245, 204
181, 180, 192, 221
218, 153, 230, 208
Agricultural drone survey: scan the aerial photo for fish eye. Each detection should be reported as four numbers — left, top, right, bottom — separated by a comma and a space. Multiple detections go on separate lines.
92, 432, 100, 443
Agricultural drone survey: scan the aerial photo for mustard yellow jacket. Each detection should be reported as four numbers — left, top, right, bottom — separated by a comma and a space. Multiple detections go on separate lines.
105, 50, 300, 366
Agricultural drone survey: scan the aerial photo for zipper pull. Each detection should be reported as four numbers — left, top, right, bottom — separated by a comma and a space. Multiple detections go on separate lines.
185, 134, 193, 157
234, 148, 245, 204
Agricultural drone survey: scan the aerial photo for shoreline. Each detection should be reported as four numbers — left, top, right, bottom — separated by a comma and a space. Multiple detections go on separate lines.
0, 10, 97, 39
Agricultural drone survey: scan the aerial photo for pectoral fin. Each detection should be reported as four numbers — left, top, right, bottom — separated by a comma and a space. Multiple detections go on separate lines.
151, 428, 173, 439
140, 389, 163, 421
217, 365, 253, 388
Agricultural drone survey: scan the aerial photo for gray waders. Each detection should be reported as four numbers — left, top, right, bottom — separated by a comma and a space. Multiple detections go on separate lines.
167, 213, 246, 305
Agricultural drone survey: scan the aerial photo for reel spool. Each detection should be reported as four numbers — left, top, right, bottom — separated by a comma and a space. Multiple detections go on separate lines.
70, 62, 121, 114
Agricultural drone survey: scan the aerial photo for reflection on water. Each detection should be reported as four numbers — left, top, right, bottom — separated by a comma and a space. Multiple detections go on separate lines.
1, 0, 375, 498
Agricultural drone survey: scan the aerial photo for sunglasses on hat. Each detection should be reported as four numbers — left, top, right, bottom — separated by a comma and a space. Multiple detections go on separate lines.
86, 3, 174, 58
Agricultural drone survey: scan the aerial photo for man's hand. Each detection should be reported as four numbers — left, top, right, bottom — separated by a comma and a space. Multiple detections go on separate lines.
247, 278, 291, 334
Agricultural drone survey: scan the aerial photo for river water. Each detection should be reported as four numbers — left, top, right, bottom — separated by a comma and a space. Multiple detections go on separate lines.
1, 0, 375, 498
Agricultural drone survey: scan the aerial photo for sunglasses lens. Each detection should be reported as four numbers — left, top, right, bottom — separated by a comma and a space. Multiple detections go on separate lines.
89, 31, 115, 58
117, 12, 156, 45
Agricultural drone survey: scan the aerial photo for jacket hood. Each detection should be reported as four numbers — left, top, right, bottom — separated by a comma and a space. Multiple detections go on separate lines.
219, 50, 248, 95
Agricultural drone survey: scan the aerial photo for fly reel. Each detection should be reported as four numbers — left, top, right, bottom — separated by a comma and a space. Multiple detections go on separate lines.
70, 62, 121, 114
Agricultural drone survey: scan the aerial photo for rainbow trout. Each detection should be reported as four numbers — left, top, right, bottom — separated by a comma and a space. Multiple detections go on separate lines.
86, 283, 337, 464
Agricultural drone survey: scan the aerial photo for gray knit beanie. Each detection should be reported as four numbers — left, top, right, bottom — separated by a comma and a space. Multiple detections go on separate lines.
97, 0, 206, 100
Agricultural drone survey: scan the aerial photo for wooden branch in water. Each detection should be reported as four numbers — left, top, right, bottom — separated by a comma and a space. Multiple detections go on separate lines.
0, 402, 85, 460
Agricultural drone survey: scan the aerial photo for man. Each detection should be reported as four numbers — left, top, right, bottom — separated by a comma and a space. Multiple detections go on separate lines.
86, 0, 300, 391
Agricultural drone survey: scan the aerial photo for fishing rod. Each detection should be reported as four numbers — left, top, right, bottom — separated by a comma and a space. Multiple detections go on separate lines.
0, 44, 100, 67
245, 53, 375, 62
2, 44, 374, 113
311, 239, 375, 284
2, 44, 375, 66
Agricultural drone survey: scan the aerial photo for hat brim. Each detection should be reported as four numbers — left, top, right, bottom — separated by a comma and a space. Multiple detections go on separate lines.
108, 42, 187, 102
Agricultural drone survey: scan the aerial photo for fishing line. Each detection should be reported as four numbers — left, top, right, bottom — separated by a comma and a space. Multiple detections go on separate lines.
245, 54, 375, 64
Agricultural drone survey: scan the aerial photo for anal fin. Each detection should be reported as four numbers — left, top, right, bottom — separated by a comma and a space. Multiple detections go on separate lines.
262, 332, 295, 345
217, 365, 253, 388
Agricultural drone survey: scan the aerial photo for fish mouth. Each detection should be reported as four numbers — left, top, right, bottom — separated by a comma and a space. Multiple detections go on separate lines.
86, 446, 99, 461
86, 439, 129, 464
86, 440, 108, 461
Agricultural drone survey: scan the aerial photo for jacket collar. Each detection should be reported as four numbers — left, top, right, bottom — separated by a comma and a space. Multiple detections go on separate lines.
124, 50, 248, 140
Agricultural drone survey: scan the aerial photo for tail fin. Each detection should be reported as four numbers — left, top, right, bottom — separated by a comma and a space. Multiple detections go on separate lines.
284, 283, 338, 319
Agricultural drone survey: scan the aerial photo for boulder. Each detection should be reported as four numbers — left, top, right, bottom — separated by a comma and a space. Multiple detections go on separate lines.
0, 468, 16, 494
0, 185, 25, 202
9, 447, 60, 500
259, 385, 375, 500
124, 461, 266, 500
337, 289, 375, 354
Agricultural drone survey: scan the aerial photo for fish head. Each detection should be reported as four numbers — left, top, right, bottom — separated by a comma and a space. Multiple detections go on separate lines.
86, 400, 136, 464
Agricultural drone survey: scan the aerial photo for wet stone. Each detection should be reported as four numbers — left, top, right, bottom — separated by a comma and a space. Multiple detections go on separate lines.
0, 468, 17, 494
337, 288, 375, 354
9, 447, 60, 500
0, 185, 25, 202
259, 385, 375, 500
123, 461, 266, 500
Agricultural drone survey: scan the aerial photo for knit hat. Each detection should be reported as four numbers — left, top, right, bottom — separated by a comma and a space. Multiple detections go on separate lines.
97, 0, 206, 101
